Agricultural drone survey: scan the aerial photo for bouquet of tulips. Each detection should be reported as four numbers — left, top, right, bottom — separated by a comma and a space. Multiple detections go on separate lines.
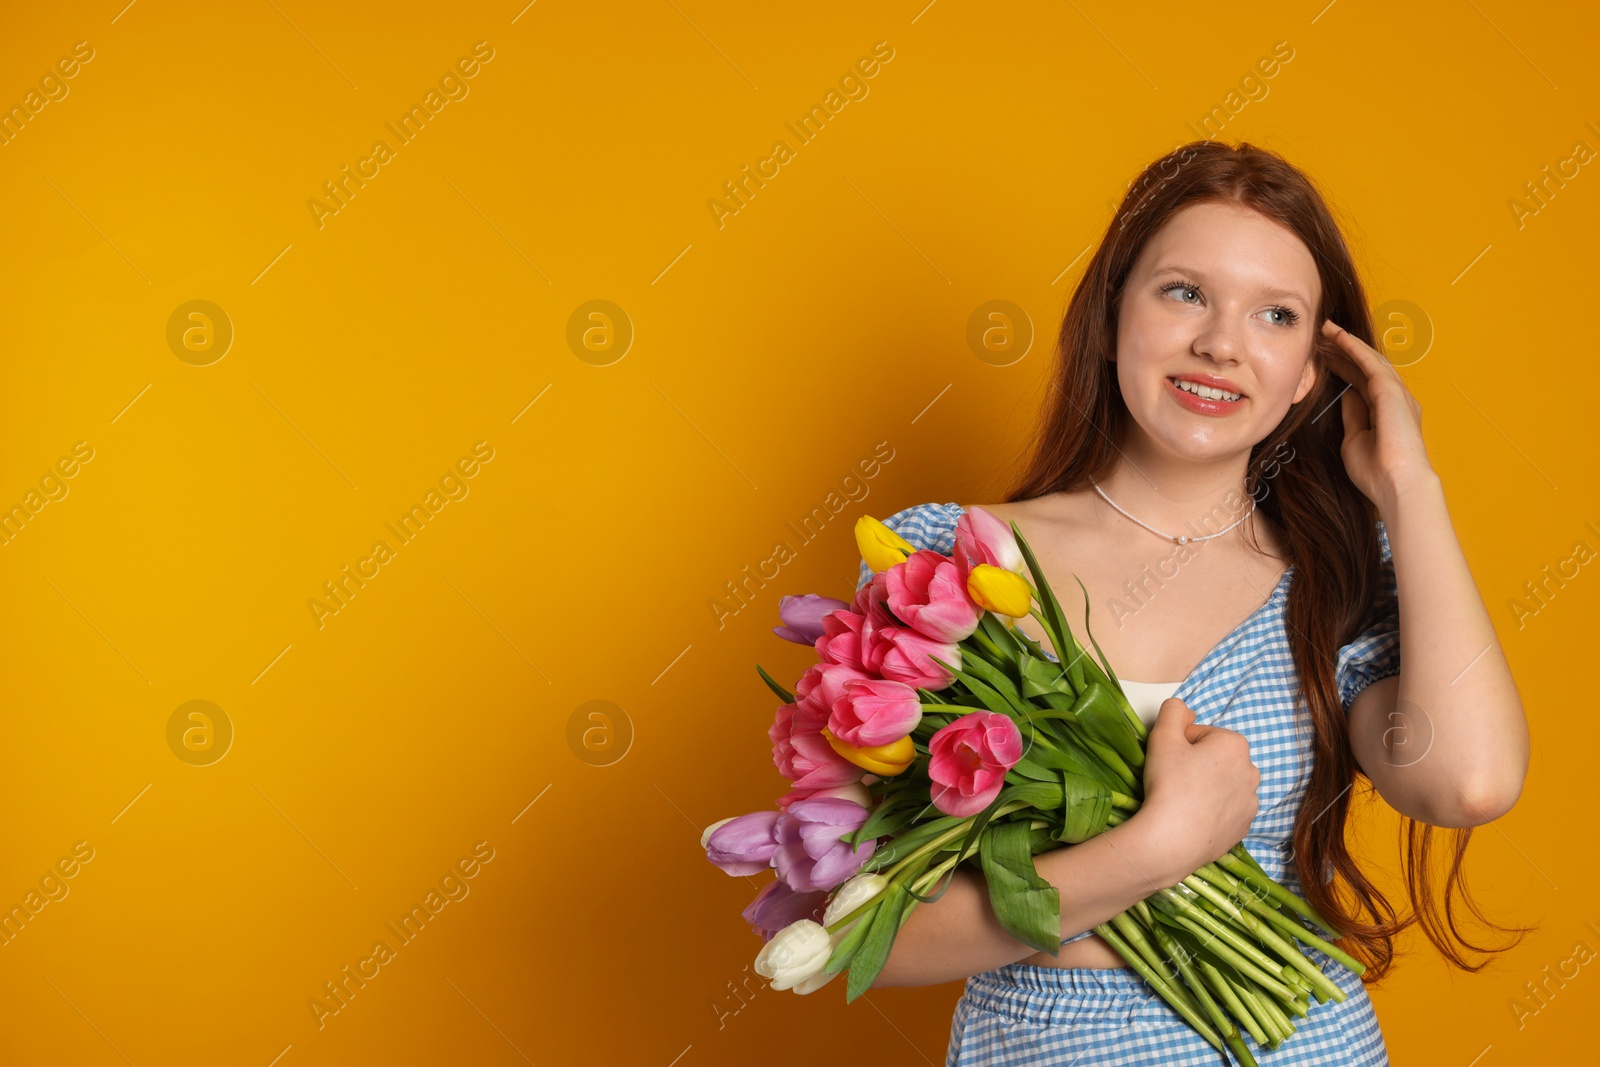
701, 507, 1365, 1066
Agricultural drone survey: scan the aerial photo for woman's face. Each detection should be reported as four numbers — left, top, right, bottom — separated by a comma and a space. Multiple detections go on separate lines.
1111, 200, 1322, 462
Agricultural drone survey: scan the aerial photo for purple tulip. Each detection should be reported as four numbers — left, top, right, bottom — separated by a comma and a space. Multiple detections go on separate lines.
773, 797, 876, 893
774, 594, 850, 645
742, 878, 828, 943
704, 810, 780, 876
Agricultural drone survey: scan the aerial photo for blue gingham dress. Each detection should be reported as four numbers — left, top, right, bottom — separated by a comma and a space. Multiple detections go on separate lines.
856, 502, 1399, 1066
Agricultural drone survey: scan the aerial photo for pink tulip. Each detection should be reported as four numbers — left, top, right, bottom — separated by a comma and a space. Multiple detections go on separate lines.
928, 711, 1024, 817
955, 506, 1024, 574
826, 677, 922, 748
852, 570, 895, 626
769, 702, 864, 792
742, 878, 828, 943
774, 594, 850, 646
795, 661, 871, 715
773, 797, 877, 893
863, 624, 961, 690
704, 810, 781, 876
886, 549, 982, 643
813, 610, 868, 671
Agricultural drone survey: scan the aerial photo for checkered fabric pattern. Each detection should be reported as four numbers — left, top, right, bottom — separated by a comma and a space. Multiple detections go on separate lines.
855, 501, 1400, 1066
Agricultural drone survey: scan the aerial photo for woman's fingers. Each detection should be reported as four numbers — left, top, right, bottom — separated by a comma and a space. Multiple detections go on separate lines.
1322, 318, 1408, 391
1318, 318, 1369, 378
1341, 377, 1372, 436
1323, 318, 1423, 427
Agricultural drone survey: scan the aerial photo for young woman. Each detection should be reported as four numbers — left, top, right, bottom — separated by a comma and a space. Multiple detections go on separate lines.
857, 141, 1531, 1065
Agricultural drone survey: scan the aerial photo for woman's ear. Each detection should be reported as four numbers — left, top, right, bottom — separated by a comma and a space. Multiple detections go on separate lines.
1291, 345, 1321, 405
1292, 361, 1318, 406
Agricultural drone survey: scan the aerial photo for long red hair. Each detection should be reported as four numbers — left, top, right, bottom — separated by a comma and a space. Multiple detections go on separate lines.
1006, 139, 1528, 981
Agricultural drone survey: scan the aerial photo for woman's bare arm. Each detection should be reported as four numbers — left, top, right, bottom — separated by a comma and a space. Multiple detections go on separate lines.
1348, 474, 1529, 826
870, 814, 1181, 988
1317, 321, 1529, 827
871, 698, 1262, 989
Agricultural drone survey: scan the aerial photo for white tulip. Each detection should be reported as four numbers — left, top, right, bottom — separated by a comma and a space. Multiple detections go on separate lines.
753, 919, 832, 992
789, 963, 839, 995
811, 782, 872, 808
823, 871, 888, 929
700, 816, 736, 850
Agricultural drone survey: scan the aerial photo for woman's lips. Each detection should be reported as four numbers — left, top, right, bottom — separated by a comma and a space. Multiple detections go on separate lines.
1165, 375, 1246, 416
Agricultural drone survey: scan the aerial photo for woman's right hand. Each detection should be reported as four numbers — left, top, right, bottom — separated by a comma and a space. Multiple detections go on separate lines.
1134, 698, 1262, 884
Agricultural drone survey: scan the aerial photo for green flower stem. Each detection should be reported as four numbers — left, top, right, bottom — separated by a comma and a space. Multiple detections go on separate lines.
827, 827, 971, 939
911, 853, 962, 896
1214, 852, 1343, 940
1260, 989, 1303, 1033
862, 815, 966, 867
1110, 912, 1177, 982
829, 822, 972, 937
1197, 956, 1267, 1048
1196, 864, 1365, 974
1097, 919, 1223, 1053
877, 853, 966, 944
880, 822, 976, 885
1159, 888, 1283, 976
1180, 874, 1343, 1003
1253, 982, 1297, 1044
1155, 898, 1298, 1003
1148, 921, 1241, 1051
1180, 872, 1248, 922
1224, 1026, 1261, 1067
1281, 989, 1312, 1019
1249, 991, 1292, 1044
1232, 907, 1346, 1004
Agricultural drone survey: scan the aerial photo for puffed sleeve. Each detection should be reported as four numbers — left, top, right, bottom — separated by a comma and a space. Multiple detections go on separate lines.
1334, 518, 1402, 713
855, 501, 965, 593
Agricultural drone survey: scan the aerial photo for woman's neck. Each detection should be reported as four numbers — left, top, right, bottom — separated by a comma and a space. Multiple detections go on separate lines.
1091, 453, 1256, 542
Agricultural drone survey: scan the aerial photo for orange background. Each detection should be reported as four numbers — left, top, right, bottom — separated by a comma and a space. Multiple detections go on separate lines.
0, 1, 1595, 1064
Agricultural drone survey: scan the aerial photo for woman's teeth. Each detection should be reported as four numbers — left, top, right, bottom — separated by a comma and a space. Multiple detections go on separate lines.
1171, 378, 1242, 402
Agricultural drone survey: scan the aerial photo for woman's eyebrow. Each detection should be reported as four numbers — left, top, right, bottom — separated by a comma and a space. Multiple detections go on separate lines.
1151, 264, 1310, 306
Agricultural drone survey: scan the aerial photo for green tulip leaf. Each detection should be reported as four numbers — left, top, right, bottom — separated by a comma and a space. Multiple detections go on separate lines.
978, 820, 1061, 955
845, 882, 910, 1002
755, 664, 795, 705
1057, 772, 1114, 843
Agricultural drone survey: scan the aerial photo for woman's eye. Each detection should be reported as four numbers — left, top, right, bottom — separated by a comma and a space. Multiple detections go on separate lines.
1160, 282, 1300, 327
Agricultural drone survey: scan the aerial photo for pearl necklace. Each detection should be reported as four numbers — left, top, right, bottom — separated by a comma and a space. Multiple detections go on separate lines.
1090, 479, 1256, 546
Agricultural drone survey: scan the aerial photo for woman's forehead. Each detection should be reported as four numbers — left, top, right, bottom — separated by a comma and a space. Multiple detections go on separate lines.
1135, 202, 1321, 306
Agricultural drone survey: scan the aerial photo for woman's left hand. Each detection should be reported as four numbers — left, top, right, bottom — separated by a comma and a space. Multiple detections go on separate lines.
1320, 318, 1437, 509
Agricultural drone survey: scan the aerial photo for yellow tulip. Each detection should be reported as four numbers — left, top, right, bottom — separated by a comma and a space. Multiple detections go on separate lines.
855, 516, 916, 574
821, 726, 915, 776
968, 564, 1033, 619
